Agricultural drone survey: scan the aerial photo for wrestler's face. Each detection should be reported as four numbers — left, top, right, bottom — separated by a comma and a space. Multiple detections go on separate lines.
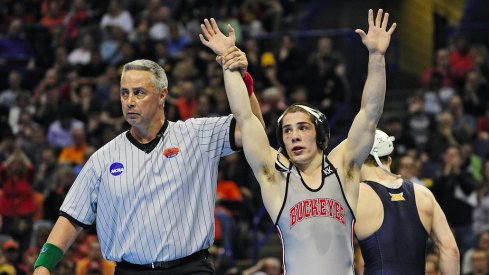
281, 111, 319, 165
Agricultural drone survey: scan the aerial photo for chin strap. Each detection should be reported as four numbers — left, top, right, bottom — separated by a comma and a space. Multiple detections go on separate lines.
372, 152, 402, 179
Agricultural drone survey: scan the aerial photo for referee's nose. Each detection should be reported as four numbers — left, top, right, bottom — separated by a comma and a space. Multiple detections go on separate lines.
126, 93, 136, 109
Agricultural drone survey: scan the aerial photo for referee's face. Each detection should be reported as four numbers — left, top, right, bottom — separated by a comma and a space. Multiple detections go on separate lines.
120, 70, 163, 128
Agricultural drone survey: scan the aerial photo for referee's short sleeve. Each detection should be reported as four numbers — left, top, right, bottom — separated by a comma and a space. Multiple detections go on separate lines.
60, 156, 100, 225
191, 115, 236, 158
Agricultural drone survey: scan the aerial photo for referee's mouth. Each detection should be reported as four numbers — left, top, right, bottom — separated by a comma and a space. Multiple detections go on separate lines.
126, 112, 140, 118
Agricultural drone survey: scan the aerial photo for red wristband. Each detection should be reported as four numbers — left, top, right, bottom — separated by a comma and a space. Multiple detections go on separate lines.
243, 72, 254, 96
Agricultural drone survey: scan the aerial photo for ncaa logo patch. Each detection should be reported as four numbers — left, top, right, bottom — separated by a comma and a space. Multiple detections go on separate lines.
163, 147, 180, 158
109, 162, 124, 176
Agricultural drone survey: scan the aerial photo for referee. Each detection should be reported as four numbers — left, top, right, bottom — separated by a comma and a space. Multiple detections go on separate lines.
33, 53, 262, 274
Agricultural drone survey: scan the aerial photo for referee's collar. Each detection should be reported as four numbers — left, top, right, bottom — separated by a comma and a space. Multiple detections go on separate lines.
126, 120, 169, 154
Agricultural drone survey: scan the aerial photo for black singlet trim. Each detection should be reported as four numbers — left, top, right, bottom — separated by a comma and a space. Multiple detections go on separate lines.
332, 156, 356, 222
274, 162, 293, 226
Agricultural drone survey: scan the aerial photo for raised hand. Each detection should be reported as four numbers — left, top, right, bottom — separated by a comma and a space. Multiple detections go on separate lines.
355, 9, 397, 55
199, 18, 236, 56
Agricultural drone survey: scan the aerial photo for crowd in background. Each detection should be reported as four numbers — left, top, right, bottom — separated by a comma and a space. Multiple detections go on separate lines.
0, 0, 489, 274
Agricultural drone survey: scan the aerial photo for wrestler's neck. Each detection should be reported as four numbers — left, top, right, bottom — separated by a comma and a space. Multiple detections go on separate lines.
364, 166, 403, 188
294, 151, 323, 175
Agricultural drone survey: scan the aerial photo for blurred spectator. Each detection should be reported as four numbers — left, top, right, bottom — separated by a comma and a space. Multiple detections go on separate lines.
0, 130, 16, 162
242, 257, 281, 275
0, 71, 29, 109
148, 5, 171, 41
462, 230, 489, 274
241, 0, 283, 33
425, 256, 441, 275
8, 93, 36, 136
174, 80, 198, 120
33, 147, 58, 194
33, 81, 63, 129
215, 174, 244, 260
100, 25, 126, 66
218, 6, 243, 45
396, 154, 425, 186
260, 86, 286, 149
0, 249, 15, 275
447, 95, 476, 140
60, 0, 90, 51
5, 2, 34, 26
307, 36, 345, 75
42, 165, 75, 223
450, 35, 474, 83
476, 104, 489, 143
404, 92, 436, 153
242, 38, 267, 90
131, 18, 154, 60
40, 0, 67, 34
75, 238, 115, 275
24, 127, 48, 167
68, 33, 95, 66
421, 48, 454, 89
426, 112, 461, 162
431, 145, 477, 255
33, 68, 61, 103
1, 240, 25, 275
46, 104, 84, 149
58, 127, 93, 166
473, 160, 489, 235
0, 144, 35, 252
461, 142, 483, 184
423, 70, 455, 116
70, 83, 101, 123
100, 83, 126, 132
472, 44, 489, 81
465, 248, 489, 275
166, 22, 191, 59
275, 33, 305, 95
78, 50, 108, 78
382, 116, 417, 157
19, 246, 38, 275
0, 19, 33, 66
100, 0, 134, 34
461, 69, 487, 117
305, 54, 348, 115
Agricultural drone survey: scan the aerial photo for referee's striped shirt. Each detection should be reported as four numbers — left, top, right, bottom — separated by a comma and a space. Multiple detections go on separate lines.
60, 115, 237, 264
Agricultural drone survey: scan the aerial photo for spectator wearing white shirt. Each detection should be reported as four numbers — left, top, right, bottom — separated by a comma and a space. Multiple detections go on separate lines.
100, 0, 134, 34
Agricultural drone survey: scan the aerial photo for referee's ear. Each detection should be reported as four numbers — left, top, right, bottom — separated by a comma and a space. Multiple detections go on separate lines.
159, 87, 168, 105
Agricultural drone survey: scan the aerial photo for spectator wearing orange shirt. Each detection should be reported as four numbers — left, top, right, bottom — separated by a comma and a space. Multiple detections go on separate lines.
215, 167, 244, 261
75, 238, 115, 275
58, 127, 93, 166
40, 0, 67, 34
174, 80, 198, 120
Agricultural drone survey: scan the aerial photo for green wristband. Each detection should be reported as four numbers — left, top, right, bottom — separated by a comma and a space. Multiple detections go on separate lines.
34, 243, 64, 272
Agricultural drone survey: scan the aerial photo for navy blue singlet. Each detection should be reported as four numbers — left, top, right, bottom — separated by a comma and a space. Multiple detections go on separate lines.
358, 180, 429, 275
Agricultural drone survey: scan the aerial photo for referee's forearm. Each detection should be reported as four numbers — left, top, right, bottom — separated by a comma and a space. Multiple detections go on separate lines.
45, 216, 83, 253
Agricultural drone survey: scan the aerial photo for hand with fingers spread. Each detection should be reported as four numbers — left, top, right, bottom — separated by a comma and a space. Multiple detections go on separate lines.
355, 9, 397, 55
216, 46, 248, 75
199, 18, 236, 56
